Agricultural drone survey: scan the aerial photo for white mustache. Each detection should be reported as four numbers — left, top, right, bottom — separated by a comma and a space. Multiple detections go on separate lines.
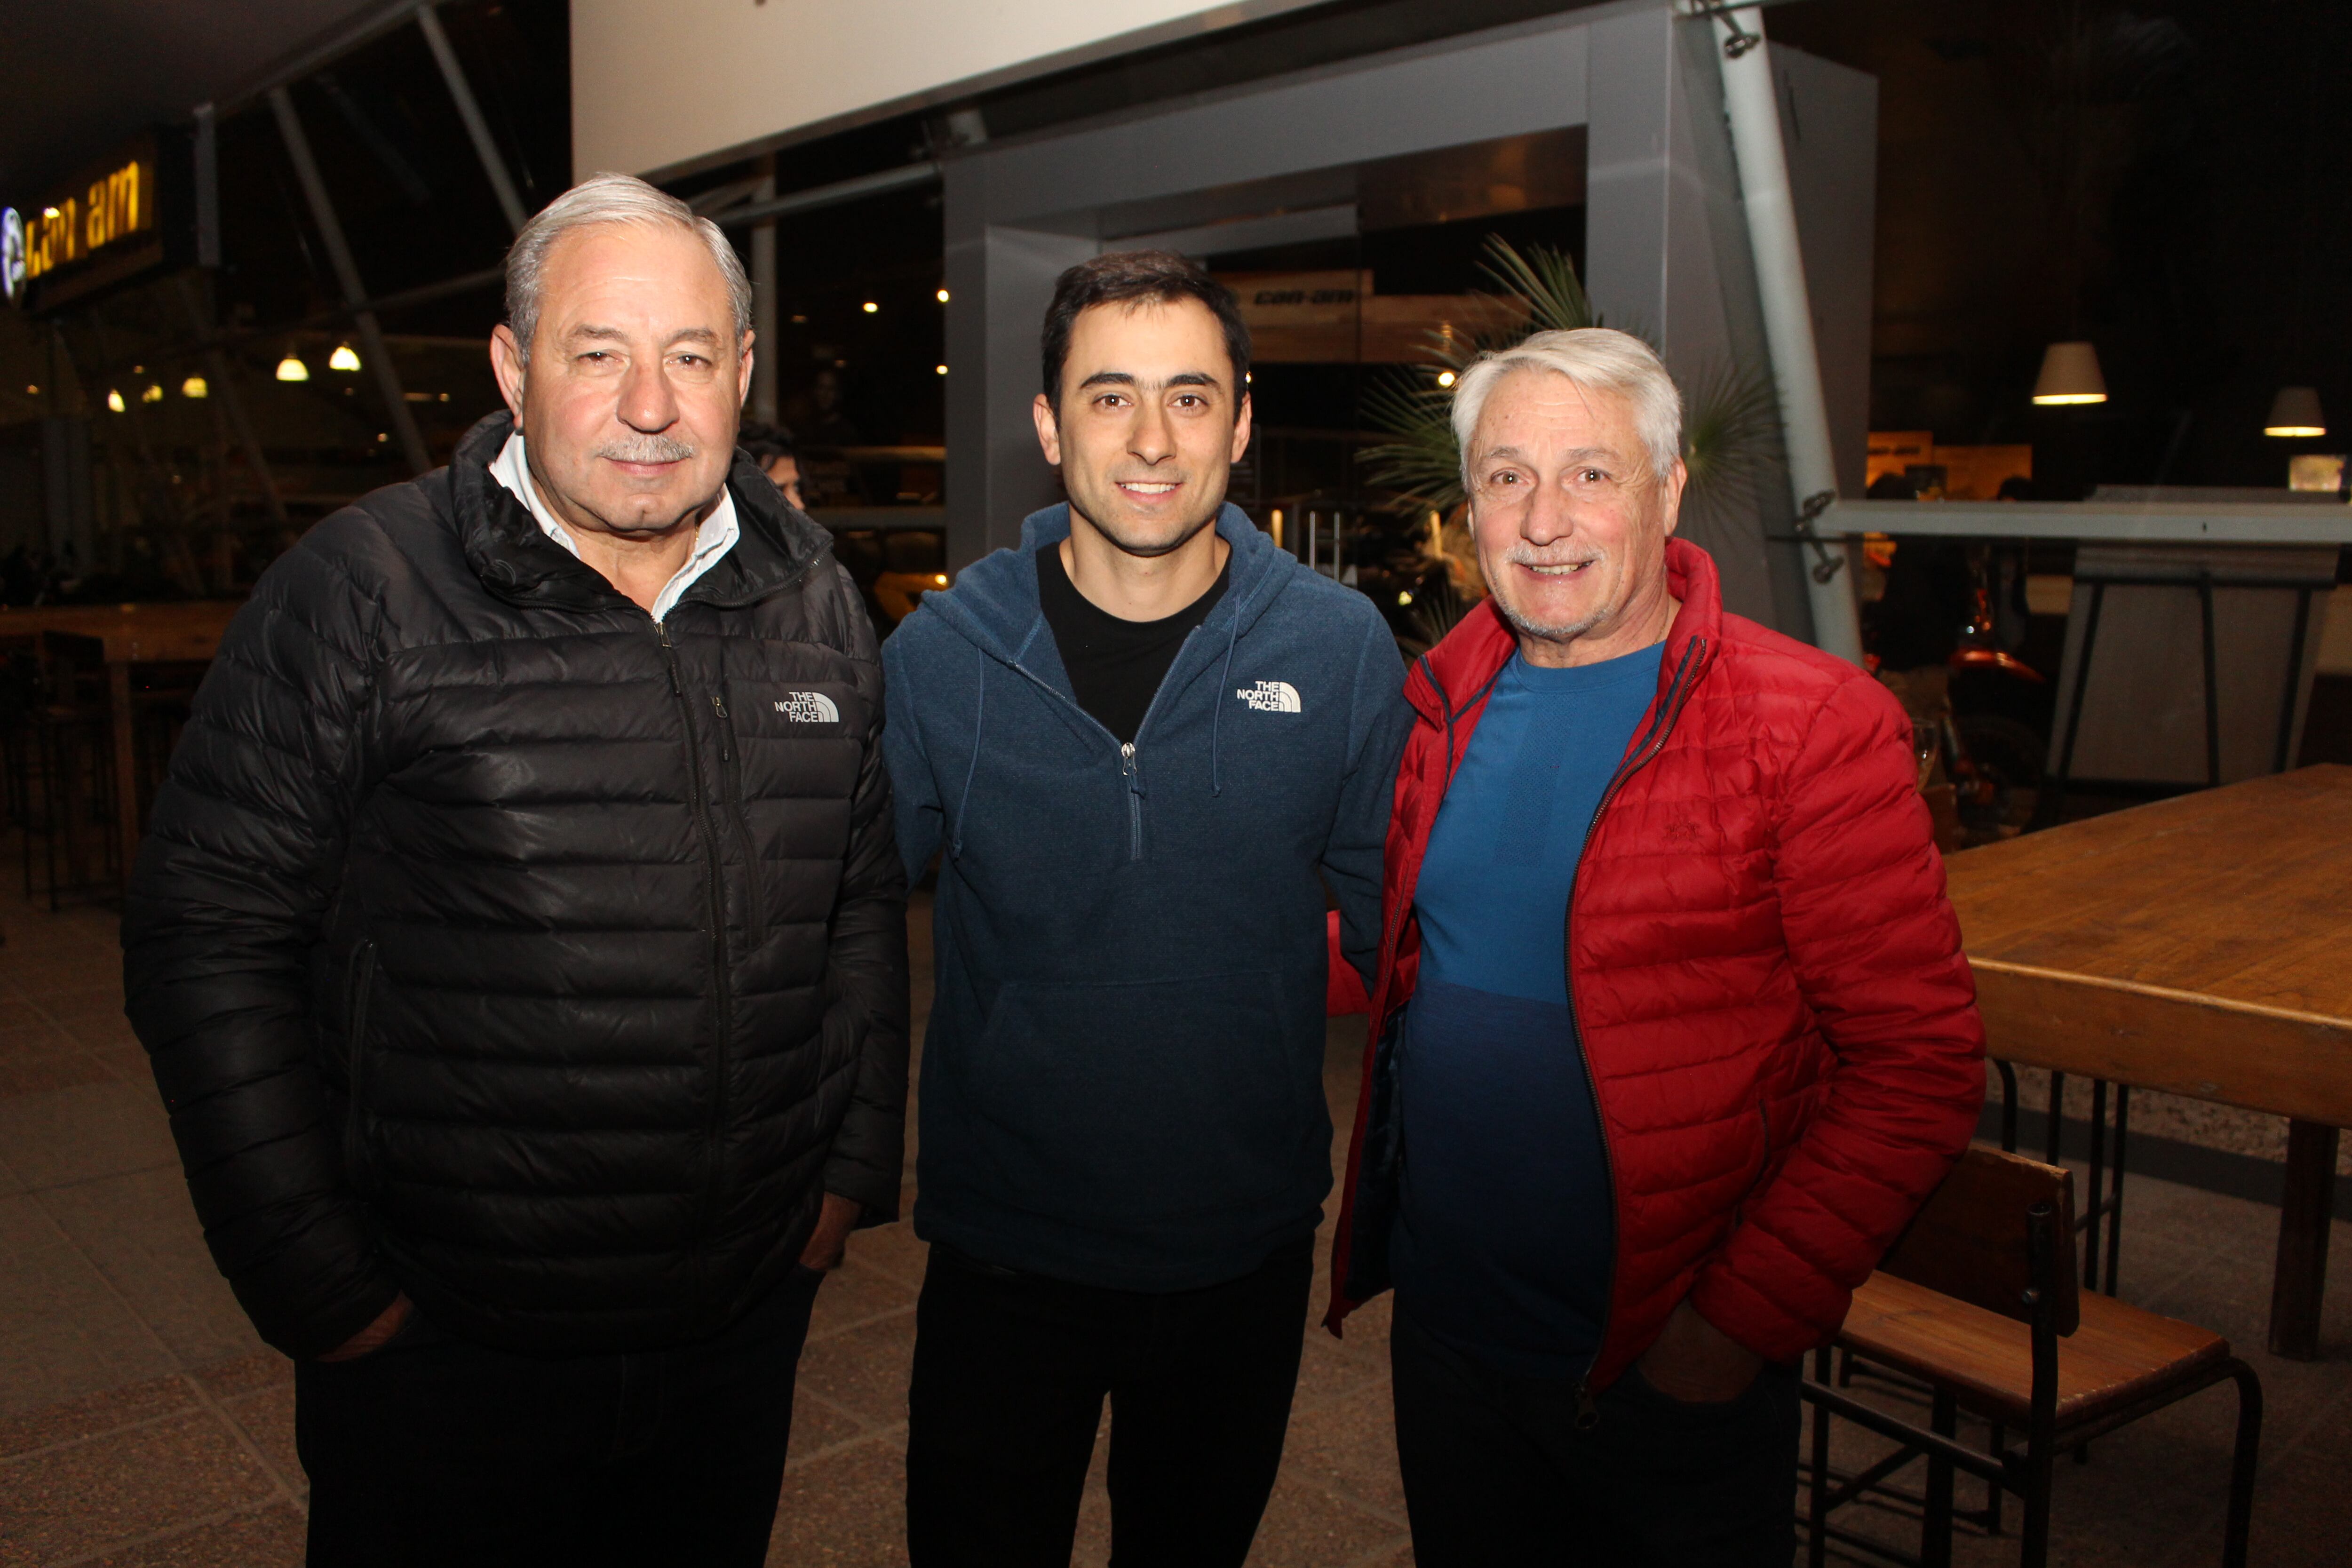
596, 433, 696, 463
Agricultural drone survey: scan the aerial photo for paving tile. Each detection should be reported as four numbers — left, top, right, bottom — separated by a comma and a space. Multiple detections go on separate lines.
1293, 1326, 1386, 1411
807, 1258, 920, 1345
785, 1392, 872, 1467
0, 1409, 274, 1563
0, 1078, 177, 1191
96, 1042, 159, 1090
842, 1219, 930, 1291
219, 1381, 302, 1495
0, 1193, 177, 1417
0, 1375, 195, 1461
767, 1432, 909, 1568
40, 1165, 263, 1369
0, 1017, 77, 1060
794, 1312, 917, 1431
1243, 1473, 1408, 1568
82, 1501, 309, 1568
190, 1352, 292, 1403
0, 1045, 115, 1099
58, 1006, 143, 1053
1281, 1379, 1407, 1521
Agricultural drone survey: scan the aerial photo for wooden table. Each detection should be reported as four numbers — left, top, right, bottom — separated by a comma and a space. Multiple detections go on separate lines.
0, 602, 245, 890
1945, 764, 2352, 1359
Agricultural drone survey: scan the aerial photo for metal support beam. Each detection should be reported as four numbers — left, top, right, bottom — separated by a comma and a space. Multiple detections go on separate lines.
712, 162, 941, 231
417, 3, 529, 234
1702, 4, 1865, 663
751, 159, 778, 424
176, 275, 288, 527
269, 85, 432, 476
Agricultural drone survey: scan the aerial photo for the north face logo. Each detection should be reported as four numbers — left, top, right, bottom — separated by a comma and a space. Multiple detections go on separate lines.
774, 692, 840, 724
1235, 681, 1302, 714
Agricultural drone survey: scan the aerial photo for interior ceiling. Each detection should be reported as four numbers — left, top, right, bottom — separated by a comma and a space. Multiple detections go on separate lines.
0, 0, 399, 196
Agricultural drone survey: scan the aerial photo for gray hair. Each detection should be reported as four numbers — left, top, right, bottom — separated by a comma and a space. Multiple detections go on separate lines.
1451, 327, 1684, 485
504, 172, 753, 364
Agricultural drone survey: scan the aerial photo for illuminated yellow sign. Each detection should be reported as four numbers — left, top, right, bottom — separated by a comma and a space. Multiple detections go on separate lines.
24, 156, 153, 281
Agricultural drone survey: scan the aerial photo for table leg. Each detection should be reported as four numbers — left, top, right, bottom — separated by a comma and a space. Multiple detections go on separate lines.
2269, 1120, 2340, 1361
109, 660, 138, 891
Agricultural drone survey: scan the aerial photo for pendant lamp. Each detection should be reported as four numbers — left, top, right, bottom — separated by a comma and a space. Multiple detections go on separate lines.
2264, 386, 2326, 438
328, 343, 362, 372
2031, 342, 2107, 406
276, 352, 310, 383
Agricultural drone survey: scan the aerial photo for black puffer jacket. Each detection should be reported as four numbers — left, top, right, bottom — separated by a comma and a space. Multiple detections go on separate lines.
123, 413, 907, 1360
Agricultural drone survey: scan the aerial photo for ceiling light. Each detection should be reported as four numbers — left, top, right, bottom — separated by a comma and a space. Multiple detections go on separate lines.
377, 432, 389, 443
2264, 385, 2326, 438
181, 376, 208, 398
1436, 370, 1457, 388
935, 364, 948, 375
276, 353, 310, 382
861, 301, 878, 314
106, 389, 127, 413
141, 383, 163, 403
1397, 590, 1414, 606
329, 343, 362, 372
2030, 341, 2106, 406
932, 573, 949, 586
790, 314, 807, 324
936, 288, 950, 303
23, 384, 36, 395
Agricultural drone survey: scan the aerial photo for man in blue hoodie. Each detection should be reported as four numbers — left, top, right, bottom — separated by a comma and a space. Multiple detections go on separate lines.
883, 251, 1412, 1566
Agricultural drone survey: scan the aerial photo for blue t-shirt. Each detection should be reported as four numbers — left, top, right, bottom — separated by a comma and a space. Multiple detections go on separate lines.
1389, 641, 1665, 1377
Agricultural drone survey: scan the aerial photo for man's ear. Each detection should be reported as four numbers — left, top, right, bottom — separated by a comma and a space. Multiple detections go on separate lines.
1230, 390, 1253, 464
1032, 393, 1063, 467
490, 325, 527, 422
738, 330, 756, 408
1660, 456, 1689, 539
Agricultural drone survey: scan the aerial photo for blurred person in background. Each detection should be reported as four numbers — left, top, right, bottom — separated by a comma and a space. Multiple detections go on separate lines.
739, 419, 806, 509
121, 173, 906, 1568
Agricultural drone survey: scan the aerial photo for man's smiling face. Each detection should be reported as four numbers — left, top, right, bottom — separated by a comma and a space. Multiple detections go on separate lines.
1032, 296, 1252, 557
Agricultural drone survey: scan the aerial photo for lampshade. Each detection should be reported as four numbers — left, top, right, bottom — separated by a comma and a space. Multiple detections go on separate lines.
181, 376, 208, 399
2264, 385, 2326, 438
276, 354, 310, 383
2031, 341, 2107, 406
328, 343, 362, 372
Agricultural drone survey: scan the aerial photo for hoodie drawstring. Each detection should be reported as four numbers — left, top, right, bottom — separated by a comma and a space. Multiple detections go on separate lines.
952, 645, 985, 860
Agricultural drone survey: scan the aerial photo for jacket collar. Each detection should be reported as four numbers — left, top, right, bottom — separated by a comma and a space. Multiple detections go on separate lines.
449, 411, 832, 613
1406, 535, 1724, 723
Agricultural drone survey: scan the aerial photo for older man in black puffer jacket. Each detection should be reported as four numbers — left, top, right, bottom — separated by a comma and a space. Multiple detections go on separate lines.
122, 173, 906, 1568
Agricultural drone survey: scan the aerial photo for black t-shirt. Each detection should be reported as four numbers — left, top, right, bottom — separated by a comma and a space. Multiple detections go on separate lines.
1036, 541, 1231, 744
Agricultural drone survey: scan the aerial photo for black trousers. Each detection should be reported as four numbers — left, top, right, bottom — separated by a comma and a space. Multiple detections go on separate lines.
296, 1267, 824, 1568
1391, 1302, 1801, 1568
905, 1236, 1313, 1568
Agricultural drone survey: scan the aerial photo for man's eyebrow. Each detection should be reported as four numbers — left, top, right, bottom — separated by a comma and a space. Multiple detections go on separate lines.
558, 325, 723, 347
1073, 370, 1224, 393
1474, 443, 1617, 466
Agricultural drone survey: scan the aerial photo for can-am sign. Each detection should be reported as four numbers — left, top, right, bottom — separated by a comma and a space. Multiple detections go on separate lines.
572, 0, 1327, 179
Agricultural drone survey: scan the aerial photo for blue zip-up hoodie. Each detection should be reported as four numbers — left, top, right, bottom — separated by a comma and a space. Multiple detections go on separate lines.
882, 503, 1412, 1290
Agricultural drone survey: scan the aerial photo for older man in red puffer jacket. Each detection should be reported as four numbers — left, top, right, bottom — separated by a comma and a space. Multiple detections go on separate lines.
1326, 328, 1985, 1567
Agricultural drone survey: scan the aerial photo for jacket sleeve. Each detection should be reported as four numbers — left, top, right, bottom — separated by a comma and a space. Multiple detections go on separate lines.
880, 625, 945, 887
819, 564, 911, 1226
120, 532, 399, 1360
1685, 673, 1986, 1363
1320, 615, 1412, 1001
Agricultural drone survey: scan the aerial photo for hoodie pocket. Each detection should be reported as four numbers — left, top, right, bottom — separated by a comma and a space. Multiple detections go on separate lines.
961, 971, 1307, 1226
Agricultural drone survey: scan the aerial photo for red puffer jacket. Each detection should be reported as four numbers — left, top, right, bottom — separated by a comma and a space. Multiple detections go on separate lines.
1326, 538, 1984, 1392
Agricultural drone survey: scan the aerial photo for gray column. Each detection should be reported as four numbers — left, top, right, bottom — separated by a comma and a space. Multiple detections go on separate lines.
751, 160, 778, 424
942, 184, 1094, 567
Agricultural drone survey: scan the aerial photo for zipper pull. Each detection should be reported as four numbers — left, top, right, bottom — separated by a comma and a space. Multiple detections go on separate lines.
1120, 740, 1138, 786
1575, 1383, 1600, 1431
712, 694, 731, 760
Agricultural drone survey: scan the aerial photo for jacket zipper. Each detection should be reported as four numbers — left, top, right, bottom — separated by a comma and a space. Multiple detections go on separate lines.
1120, 741, 1142, 860
710, 689, 769, 947
659, 621, 735, 1236
1571, 637, 1707, 1427
346, 939, 379, 1193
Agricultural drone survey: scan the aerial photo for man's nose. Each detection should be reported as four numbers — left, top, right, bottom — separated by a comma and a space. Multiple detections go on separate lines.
1128, 400, 1175, 463
618, 357, 680, 433
1520, 479, 1576, 545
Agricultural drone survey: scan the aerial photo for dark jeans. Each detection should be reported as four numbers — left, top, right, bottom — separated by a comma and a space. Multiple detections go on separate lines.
297, 1267, 825, 1568
1391, 1302, 1801, 1568
905, 1236, 1313, 1568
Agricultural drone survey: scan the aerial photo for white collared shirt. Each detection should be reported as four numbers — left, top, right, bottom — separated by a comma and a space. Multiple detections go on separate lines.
490, 431, 739, 624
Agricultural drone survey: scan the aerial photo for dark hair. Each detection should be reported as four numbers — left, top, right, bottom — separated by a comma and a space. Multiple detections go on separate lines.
737, 420, 795, 463
1040, 250, 1251, 411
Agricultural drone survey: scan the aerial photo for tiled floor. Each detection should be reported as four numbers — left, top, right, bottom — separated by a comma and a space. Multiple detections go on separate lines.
1, 872, 2347, 1565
